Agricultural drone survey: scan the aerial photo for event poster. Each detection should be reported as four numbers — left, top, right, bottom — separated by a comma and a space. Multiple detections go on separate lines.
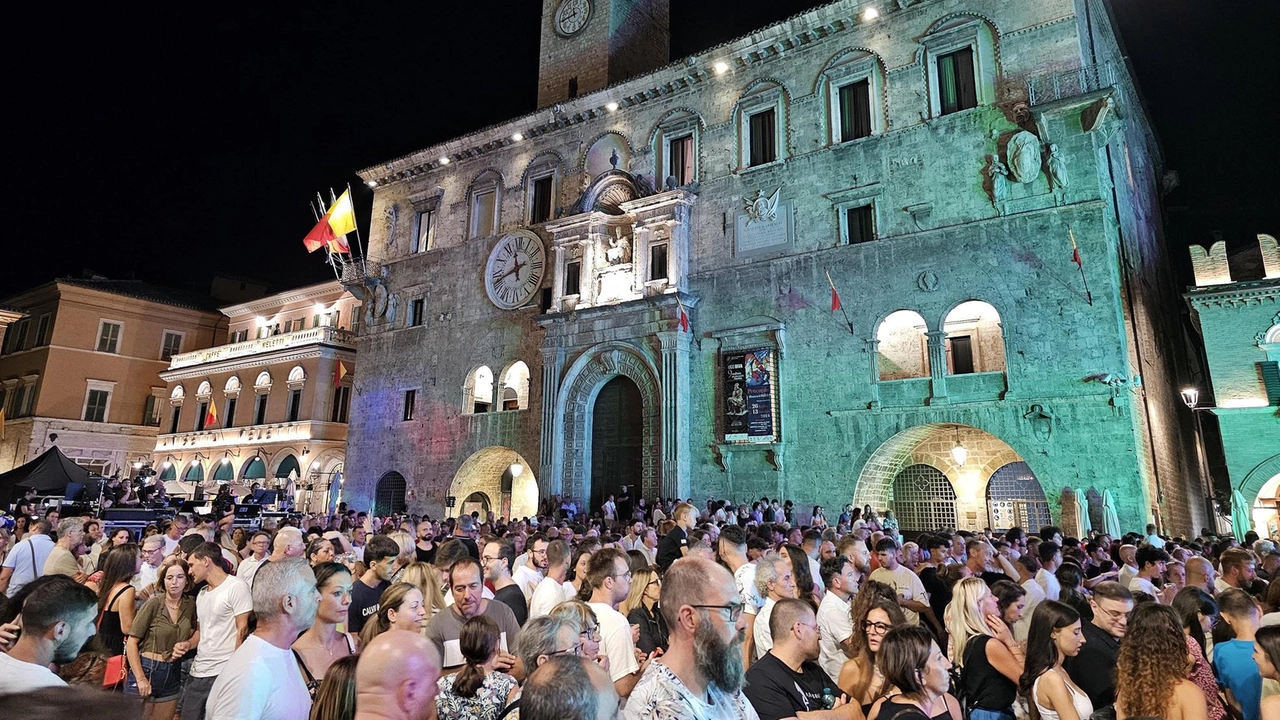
723, 348, 775, 443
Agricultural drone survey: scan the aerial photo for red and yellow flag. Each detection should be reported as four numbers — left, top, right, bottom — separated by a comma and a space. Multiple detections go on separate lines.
674, 296, 690, 333
1069, 226, 1083, 268
303, 189, 356, 254
204, 402, 218, 429
334, 361, 348, 388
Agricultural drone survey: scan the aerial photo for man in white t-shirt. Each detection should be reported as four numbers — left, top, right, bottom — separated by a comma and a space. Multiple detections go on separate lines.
816, 556, 858, 681
1128, 545, 1176, 603
602, 495, 617, 528
162, 516, 189, 557
529, 539, 572, 619
0, 519, 54, 596
1116, 544, 1138, 590
236, 531, 271, 586
717, 525, 762, 666
182, 542, 254, 720
868, 538, 930, 627
1036, 542, 1063, 602
586, 548, 650, 699
514, 534, 548, 602
207, 559, 320, 720
0, 576, 98, 694
131, 535, 167, 601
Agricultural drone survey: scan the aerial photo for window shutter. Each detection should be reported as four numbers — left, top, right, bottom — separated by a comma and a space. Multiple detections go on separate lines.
1260, 361, 1280, 405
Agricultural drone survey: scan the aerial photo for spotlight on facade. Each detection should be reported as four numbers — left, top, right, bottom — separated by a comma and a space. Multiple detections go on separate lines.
713, 61, 729, 75
605, 101, 619, 112
221, 457, 230, 465
366, 180, 377, 188
133, 462, 143, 469
1180, 387, 1200, 409
861, 6, 879, 21
439, 157, 450, 165
511, 132, 524, 142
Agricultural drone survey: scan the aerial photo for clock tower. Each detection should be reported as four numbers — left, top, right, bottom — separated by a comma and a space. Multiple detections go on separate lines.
537, 0, 670, 109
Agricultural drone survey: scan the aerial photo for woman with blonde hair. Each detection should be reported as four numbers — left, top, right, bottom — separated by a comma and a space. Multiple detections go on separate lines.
947, 576, 1023, 720
400, 561, 448, 617
1114, 602, 1207, 720
309, 654, 359, 720
358, 581, 428, 647
622, 566, 667, 654
549, 600, 606, 671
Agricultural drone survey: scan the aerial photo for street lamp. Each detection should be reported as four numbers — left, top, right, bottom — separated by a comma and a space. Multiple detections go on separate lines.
1181, 387, 1199, 409
1181, 386, 1217, 531
950, 426, 968, 466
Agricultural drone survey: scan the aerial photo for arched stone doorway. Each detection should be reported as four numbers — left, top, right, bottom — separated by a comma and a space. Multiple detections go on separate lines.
554, 342, 663, 508
591, 376, 643, 518
1243, 453, 1280, 537
853, 423, 1041, 533
460, 492, 492, 519
447, 447, 538, 520
986, 461, 1049, 531
375, 472, 407, 515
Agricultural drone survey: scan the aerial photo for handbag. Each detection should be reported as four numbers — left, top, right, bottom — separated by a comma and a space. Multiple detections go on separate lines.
98, 585, 131, 689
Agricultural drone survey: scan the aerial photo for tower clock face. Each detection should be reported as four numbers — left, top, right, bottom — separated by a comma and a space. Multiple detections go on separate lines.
485, 232, 547, 310
554, 0, 592, 37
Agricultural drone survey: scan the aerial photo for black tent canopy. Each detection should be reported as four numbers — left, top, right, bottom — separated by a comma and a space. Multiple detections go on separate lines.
0, 446, 95, 508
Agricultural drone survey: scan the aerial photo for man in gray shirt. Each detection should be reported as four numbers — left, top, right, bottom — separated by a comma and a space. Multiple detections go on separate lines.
424, 556, 523, 678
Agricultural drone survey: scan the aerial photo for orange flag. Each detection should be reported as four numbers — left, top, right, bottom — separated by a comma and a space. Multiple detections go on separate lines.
334, 361, 348, 388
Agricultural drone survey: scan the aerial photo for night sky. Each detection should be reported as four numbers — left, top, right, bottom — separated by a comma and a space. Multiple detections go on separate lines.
8, 0, 1276, 298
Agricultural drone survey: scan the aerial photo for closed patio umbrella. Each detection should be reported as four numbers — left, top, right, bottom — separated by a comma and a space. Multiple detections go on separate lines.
1102, 489, 1121, 538
1231, 488, 1253, 539
1076, 488, 1092, 537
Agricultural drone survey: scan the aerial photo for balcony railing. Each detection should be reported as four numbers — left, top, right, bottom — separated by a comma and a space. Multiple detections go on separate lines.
169, 325, 355, 369
1027, 61, 1119, 106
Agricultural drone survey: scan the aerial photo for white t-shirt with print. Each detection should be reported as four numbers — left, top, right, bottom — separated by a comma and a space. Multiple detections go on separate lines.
869, 564, 927, 626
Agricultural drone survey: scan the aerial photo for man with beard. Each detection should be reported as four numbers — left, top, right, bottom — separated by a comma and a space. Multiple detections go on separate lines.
745, 598, 860, 720
623, 556, 760, 720
0, 576, 98, 692
207, 559, 321, 720
514, 533, 548, 602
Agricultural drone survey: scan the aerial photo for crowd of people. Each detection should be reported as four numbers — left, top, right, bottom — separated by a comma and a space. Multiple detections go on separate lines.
0, 493, 1277, 720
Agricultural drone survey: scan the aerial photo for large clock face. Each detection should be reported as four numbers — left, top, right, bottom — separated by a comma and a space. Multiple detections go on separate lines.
554, 0, 592, 37
485, 232, 547, 310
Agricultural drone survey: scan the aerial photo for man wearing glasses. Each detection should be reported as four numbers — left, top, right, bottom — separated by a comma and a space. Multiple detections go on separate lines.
586, 548, 650, 700
624, 556, 758, 720
514, 534, 549, 602
1064, 581, 1133, 709
744, 598, 860, 720
483, 538, 528, 626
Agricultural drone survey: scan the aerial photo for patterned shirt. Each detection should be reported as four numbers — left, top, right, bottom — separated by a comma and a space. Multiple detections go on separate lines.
622, 661, 759, 720
435, 671, 518, 720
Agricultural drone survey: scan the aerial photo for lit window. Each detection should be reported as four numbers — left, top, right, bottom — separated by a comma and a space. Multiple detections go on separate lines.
403, 390, 416, 421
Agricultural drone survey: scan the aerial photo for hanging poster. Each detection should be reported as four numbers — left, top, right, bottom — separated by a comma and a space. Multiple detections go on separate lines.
723, 348, 776, 443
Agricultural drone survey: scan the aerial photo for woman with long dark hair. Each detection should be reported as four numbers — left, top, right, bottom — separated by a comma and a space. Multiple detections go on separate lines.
1018, 601, 1092, 720
1114, 602, 1207, 720
309, 654, 359, 720
1171, 587, 1225, 720
869, 625, 954, 720
783, 543, 819, 608
293, 562, 357, 697
992, 580, 1028, 632
97, 543, 140, 657
838, 594, 908, 713
1054, 563, 1092, 624
434, 615, 518, 720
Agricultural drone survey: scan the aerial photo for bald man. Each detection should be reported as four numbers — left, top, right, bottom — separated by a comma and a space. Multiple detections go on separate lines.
355, 630, 442, 720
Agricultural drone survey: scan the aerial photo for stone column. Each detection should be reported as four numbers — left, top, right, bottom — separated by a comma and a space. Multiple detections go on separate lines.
867, 338, 881, 409
539, 345, 565, 497
926, 330, 949, 404
657, 330, 691, 500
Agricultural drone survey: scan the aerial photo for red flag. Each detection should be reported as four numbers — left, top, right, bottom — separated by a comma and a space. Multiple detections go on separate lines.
1069, 227, 1083, 268
303, 213, 336, 253
825, 269, 842, 312
674, 295, 690, 333
334, 361, 348, 388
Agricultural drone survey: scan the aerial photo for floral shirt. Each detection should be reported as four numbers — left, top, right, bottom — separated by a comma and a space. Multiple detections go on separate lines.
1187, 635, 1226, 720
622, 661, 759, 720
435, 671, 518, 720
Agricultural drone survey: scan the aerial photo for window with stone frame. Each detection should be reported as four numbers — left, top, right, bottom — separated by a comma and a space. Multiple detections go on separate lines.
96, 320, 122, 354
34, 313, 52, 347
5, 318, 29, 354
409, 298, 425, 327
842, 203, 876, 245
414, 209, 435, 253
653, 110, 701, 188
403, 389, 416, 421
921, 17, 998, 118
83, 380, 114, 423
736, 82, 787, 171
161, 331, 183, 361
822, 50, 885, 144
649, 243, 669, 282
468, 171, 503, 239
331, 385, 351, 423
564, 260, 581, 297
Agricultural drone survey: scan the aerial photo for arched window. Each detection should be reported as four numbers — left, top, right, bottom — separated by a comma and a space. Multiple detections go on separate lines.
942, 300, 1005, 374
184, 462, 204, 482
892, 464, 957, 531
224, 376, 241, 395
196, 380, 212, 397
288, 366, 306, 385
500, 361, 530, 411
876, 310, 930, 381
375, 471, 407, 515
242, 456, 267, 480
921, 16, 999, 117
170, 385, 185, 401
523, 154, 560, 225
820, 49, 886, 144
651, 109, 703, 187
254, 371, 272, 390
465, 366, 494, 414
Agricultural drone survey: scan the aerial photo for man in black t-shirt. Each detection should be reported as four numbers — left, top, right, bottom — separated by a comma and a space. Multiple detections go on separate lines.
414, 520, 436, 564
348, 534, 400, 634
483, 538, 528, 626
656, 502, 695, 572
744, 598, 856, 720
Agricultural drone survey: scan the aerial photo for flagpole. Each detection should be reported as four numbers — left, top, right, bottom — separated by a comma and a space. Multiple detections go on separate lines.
313, 194, 342, 281
825, 269, 855, 335
345, 182, 367, 268
1068, 226, 1093, 306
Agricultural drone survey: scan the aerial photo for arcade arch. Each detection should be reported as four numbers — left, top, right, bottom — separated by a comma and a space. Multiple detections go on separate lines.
447, 446, 539, 520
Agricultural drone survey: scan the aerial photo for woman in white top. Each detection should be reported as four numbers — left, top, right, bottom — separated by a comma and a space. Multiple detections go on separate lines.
1018, 600, 1093, 720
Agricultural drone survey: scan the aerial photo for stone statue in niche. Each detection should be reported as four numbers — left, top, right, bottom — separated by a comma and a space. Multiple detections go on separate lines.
1024, 404, 1054, 443
383, 203, 399, 248
386, 293, 399, 324
985, 155, 1010, 214
604, 225, 632, 265
743, 188, 781, 225
1006, 131, 1042, 183
610, 149, 620, 170
1046, 143, 1069, 203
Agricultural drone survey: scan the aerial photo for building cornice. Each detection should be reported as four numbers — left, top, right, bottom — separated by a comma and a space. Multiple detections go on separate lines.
220, 280, 345, 318
1184, 279, 1280, 310
159, 343, 355, 382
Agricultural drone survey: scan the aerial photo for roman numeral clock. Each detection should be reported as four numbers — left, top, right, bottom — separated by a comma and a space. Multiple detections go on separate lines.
484, 231, 547, 310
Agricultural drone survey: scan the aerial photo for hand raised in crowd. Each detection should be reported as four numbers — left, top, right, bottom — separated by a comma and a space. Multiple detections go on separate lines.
492, 649, 518, 674
0, 622, 18, 651
985, 611, 1016, 646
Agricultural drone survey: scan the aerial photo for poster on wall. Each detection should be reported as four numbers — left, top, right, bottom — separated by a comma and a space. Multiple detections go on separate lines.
723, 348, 776, 443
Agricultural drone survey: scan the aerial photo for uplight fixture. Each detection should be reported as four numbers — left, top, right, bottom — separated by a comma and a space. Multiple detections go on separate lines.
713, 61, 730, 75
605, 101, 619, 112
439, 157, 451, 165
862, 6, 880, 21
511, 132, 524, 142
366, 180, 377, 188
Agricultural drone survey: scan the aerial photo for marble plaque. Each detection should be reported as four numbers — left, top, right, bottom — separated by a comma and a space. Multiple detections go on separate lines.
734, 202, 793, 257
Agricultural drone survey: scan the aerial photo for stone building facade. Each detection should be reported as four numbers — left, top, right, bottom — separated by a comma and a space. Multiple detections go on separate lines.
1185, 235, 1280, 536
154, 281, 358, 513
344, 0, 1205, 534
0, 279, 225, 477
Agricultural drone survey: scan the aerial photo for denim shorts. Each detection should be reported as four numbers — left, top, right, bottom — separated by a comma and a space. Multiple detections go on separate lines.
970, 707, 1016, 720
124, 656, 184, 702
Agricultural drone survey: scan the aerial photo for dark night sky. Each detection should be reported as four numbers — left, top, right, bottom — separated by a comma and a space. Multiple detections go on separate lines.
7, 1, 1277, 298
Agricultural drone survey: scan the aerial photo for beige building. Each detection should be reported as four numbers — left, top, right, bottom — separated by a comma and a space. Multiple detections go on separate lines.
0, 279, 226, 476
154, 280, 358, 513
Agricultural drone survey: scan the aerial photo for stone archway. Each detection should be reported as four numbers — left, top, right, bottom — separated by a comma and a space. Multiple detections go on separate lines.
448, 447, 539, 520
853, 423, 1042, 533
554, 341, 663, 509
1241, 453, 1280, 533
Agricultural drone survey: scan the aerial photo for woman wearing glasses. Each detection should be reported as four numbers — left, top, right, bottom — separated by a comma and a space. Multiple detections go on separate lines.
622, 566, 668, 654
838, 592, 906, 714
549, 600, 609, 673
